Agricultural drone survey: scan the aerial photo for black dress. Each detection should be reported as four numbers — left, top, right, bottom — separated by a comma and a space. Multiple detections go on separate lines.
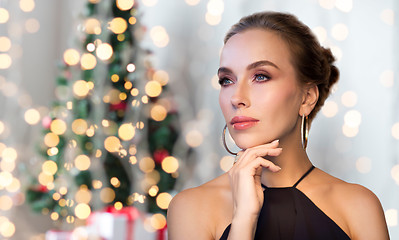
219, 166, 351, 240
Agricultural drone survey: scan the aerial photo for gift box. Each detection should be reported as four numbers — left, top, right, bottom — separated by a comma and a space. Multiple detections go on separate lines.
45, 230, 72, 240
87, 206, 139, 240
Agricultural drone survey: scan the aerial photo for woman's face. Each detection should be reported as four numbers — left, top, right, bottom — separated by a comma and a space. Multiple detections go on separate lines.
219, 29, 304, 150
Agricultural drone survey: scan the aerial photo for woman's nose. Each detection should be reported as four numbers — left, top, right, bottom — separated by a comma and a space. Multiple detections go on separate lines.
230, 81, 250, 109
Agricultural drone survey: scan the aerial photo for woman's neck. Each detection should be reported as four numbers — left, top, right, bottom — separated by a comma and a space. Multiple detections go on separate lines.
260, 134, 313, 188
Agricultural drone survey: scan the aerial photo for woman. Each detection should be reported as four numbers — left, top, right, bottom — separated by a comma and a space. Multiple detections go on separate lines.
167, 11, 389, 239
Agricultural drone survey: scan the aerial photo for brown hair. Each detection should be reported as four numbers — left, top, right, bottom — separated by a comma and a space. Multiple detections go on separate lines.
224, 11, 339, 123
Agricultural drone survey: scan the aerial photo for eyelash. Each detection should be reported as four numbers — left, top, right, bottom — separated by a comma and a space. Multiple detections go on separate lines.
218, 73, 271, 86
218, 77, 233, 86
254, 73, 271, 82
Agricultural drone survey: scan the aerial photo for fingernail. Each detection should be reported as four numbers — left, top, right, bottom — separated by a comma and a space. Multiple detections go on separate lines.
276, 166, 282, 171
272, 139, 279, 144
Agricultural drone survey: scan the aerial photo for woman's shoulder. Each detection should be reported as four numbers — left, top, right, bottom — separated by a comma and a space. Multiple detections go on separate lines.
170, 172, 231, 206
308, 168, 389, 239
167, 173, 232, 240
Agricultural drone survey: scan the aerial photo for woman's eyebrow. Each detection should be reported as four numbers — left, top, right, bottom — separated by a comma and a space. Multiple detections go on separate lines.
247, 60, 279, 70
217, 67, 232, 75
218, 60, 279, 75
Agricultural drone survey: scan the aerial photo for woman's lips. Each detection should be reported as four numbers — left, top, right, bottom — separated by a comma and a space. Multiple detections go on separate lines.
230, 116, 259, 130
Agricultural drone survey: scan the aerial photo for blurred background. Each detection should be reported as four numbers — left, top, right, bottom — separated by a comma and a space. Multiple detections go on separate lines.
0, 0, 398, 239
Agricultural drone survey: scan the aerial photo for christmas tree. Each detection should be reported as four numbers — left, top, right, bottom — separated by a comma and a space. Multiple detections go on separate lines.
26, 0, 182, 232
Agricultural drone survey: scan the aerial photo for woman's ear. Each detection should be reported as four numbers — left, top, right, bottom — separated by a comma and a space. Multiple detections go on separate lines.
299, 85, 319, 116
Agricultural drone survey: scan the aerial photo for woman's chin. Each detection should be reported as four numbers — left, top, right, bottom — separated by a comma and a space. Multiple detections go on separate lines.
234, 137, 277, 150
235, 141, 263, 151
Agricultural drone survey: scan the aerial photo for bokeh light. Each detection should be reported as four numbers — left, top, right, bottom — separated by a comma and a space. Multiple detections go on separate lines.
87, 43, 95, 52
335, 0, 353, 12
38, 172, 54, 186
0, 122, 4, 135
207, 0, 224, 16
379, 70, 394, 88
392, 122, 399, 140
185, 0, 201, 6
118, 123, 135, 141
24, 108, 41, 125
109, 17, 128, 34
74, 203, 91, 220
312, 26, 327, 44
0, 37, 11, 52
161, 156, 179, 173
72, 119, 88, 135
185, 130, 203, 147
386, 209, 398, 227
148, 185, 159, 197
63, 48, 80, 65
150, 105, 167, 121
139, 157, 155, 173
0, 219, 15, 238
380, 9, 394, 26
150, 26, 169, 48
74, 155, 91, 171
330, 45, 343, 61
0, 54, 12, 69
100, 187, 115, 203
25, 18, 40, 33
44, 132, 60, 147
6, 178, 21, 192
0, 8, 10, 23
145, 80, 162, 97
319, 0, 335, 9
96, 43, 113, 60
341, 91, 357, 107
150, 213, 166, 230
114, 201, 123, 210
0, 196, 13, 211
1, 147, 17, 161
127, 63, 136, 72
104, 136, 121, 152
321, 100, 338, 118
110, 177, 121, 188
153, 70, 169, 86
80, 53, 97, 70
156, 192, 172, 209
355, 157, 371, 174
391, 165, 399, 185
344, 110, 361, 128
85, 18, 101, 34
142, 0, 158, 7
205, 12, 222, 26
19, 0, 35, 12
331, 23, 349, 41
50, 119, 67, 135
42, 160, 58, 175
116, 0, 135, 11
220, 155, 234, 172
0, 171, 13, 188
342, 124, 358, 138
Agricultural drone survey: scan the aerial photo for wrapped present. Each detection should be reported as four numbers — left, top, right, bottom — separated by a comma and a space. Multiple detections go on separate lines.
87, 206, 139, 240
45, 230, 72, 240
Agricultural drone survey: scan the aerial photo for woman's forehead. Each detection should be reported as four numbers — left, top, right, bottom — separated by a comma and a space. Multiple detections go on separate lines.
220, 29, 293, 71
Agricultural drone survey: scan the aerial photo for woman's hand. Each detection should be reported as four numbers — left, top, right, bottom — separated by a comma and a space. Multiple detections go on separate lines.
227, 140, 282, 239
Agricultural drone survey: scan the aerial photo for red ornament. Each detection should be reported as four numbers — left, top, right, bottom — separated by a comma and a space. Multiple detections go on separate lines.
110, 101, 127, 111
153, 149, 169, 164
42, 116, 52, 129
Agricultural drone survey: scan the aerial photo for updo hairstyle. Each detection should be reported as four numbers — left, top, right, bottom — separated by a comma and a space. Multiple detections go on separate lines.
224, 11, 339, 123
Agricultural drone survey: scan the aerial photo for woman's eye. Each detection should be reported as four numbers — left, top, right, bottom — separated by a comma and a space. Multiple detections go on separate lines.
254, 74, 270, 82
218, 77, 233, 86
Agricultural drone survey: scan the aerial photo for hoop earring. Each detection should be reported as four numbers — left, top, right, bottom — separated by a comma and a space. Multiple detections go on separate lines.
301, 114, 309, 150
222, 124, 238, 155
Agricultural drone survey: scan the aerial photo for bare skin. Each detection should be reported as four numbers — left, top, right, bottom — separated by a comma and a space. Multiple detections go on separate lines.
167, 29, 389, 240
